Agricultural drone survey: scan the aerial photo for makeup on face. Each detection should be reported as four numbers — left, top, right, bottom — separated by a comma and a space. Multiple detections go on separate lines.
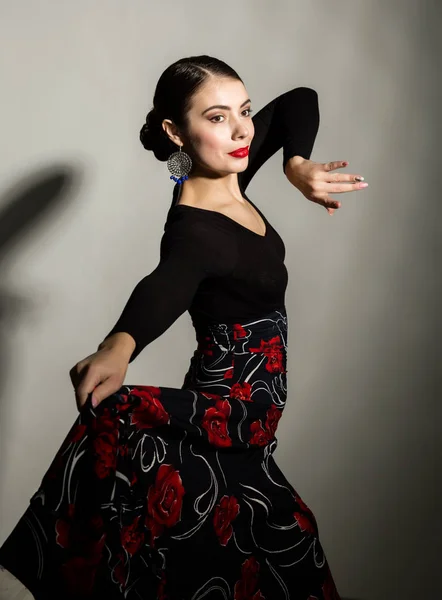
228, 146, 249, 158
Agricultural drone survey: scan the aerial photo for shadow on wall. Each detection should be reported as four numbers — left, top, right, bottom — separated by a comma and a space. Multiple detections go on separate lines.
0, 164, 82, 493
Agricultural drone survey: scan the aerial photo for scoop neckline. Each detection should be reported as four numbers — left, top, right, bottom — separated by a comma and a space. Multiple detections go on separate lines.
171, 195, 269, 239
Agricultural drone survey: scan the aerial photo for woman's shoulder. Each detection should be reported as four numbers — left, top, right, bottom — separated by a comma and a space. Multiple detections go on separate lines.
165, 202, 235, 238
162, 206, 238, 276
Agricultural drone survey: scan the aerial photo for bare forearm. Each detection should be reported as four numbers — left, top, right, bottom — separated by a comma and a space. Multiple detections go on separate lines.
98, 332, 136, 361
284, 155, 307, 178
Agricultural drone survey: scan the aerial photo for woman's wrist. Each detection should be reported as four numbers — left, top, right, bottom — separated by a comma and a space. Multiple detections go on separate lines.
98, 332, 136, 360
284, 155, 307, 177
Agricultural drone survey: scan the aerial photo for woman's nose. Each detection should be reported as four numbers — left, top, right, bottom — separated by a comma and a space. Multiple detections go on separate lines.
233, 125, 249, 140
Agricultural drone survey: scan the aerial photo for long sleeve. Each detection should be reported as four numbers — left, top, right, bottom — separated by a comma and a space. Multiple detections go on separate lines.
103, 220, 237, 362
238, 86, 320, 192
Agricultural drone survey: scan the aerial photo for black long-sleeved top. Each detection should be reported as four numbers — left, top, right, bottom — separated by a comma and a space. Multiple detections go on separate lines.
104, 87, 319, 362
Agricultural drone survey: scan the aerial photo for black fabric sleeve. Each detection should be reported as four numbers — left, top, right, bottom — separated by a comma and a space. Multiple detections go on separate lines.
102, 221, 237, 362
238, 86, 320, 192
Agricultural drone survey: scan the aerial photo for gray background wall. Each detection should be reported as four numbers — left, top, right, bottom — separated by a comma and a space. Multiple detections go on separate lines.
0, 1, 440, 599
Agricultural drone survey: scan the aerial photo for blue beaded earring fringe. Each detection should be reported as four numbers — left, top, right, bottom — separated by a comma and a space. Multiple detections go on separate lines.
170, 174, 189, 185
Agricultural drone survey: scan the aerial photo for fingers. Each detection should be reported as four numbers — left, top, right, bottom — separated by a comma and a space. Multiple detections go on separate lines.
326, 182, 368, 193
74, 370, 121, 412
310, 196, 341, 214
73, 365, 101, 411
69, 365, 81, 389
91, 378, 121, 408
327, 173, 365, 184
318, 161, 368, 215
75, 381, 95, 412
323, 160, 349, 171
323, 198, 341, 213
323, 160, 368, 186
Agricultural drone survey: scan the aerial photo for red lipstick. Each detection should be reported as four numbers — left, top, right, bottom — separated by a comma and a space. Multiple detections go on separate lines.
228, 146, 249, 158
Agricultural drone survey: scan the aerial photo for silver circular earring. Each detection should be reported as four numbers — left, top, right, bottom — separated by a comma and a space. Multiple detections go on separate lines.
167, 144, 192, 185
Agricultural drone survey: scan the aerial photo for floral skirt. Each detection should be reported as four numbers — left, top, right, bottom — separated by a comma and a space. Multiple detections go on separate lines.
0, 306, 340, 599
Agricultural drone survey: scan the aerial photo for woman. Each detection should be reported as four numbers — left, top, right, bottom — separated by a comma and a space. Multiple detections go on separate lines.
0, 55, 367, 599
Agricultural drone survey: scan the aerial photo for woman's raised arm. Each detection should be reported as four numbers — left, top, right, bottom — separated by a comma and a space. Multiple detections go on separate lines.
238, 86, 320, 192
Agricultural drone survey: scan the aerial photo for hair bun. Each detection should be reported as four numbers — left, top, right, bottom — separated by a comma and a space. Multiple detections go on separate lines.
146, 108, 161, 128
140, 108, 174, 162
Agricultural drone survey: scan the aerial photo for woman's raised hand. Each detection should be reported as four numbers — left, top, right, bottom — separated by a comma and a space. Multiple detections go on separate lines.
69, 333, 135, 411
284, 157, 368, 215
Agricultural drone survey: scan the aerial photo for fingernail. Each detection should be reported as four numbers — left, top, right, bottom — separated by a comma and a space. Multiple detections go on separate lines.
355, 176, 364, 181
91, 396, 97, 407
360, 183, 368, 188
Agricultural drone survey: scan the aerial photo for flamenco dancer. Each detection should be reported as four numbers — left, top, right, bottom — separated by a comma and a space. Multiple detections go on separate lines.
0, 55, 367, 599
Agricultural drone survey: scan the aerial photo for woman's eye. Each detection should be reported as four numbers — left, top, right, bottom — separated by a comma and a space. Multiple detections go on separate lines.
210, 108, 253, 123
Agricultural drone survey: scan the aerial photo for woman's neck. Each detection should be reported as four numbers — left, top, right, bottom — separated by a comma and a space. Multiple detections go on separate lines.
180, 172, 245, 207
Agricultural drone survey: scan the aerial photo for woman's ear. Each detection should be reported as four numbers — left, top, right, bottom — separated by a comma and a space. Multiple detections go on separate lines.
162, 119, 183, 147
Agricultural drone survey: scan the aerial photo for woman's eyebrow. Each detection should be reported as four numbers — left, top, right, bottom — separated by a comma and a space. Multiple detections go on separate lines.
201, 98, 251, 116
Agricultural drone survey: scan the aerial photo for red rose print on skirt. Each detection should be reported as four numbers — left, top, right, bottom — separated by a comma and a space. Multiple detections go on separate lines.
146, 464, 185, 546
224, 366, 234, 379
264, 404, 282, 437
198, 335, 216, 356
121, 515, 145, 556
294, 511, 316, 534
230, 381, 253, 402
202, 399, 233, 447
91, 408, 119, 479
249, 335, 285, 373
293, 494, 318, 535
233, 323, 248, 340
213, 495, 240, 546
249, 421, 269, 447
55, 504, 104, 550
128, 386, 170, 429
224, 356, 235, 379
249, 404, 282, 447
234, 556, 265, 600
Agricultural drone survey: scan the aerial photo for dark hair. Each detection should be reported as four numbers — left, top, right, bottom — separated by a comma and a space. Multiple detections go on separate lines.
140, 55, 243, 161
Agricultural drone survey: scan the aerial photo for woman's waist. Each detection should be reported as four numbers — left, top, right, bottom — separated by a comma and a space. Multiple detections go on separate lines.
183, 306, 288, 409
191, 305, 288, 345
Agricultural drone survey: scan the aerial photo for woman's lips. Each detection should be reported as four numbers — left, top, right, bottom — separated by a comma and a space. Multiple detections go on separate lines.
228, 146, 249, 158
